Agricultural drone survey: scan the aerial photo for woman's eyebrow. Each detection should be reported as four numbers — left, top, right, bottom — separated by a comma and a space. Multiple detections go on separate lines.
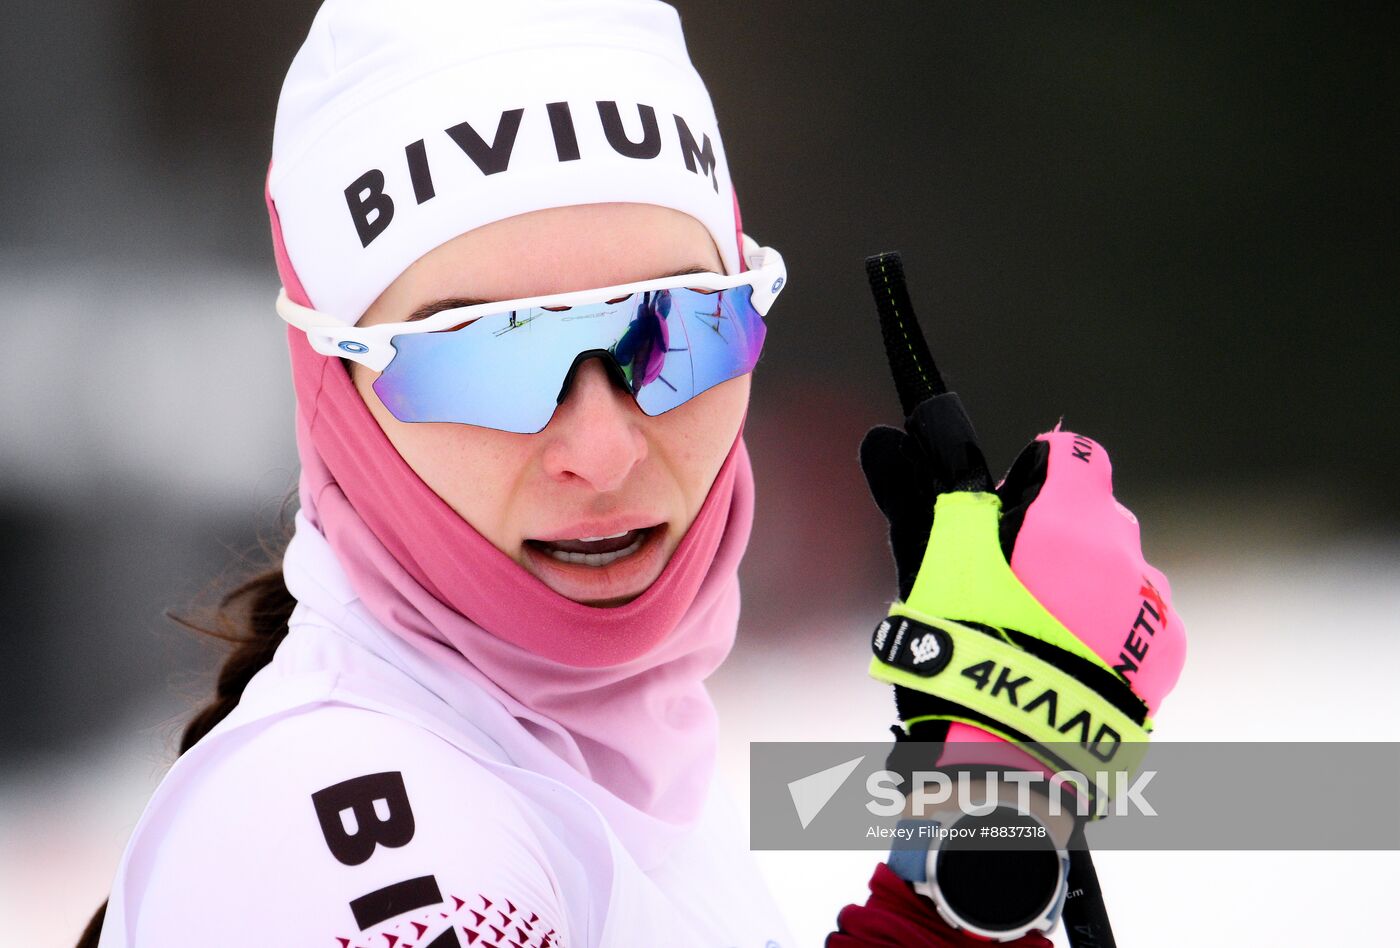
404, 265, 718, 322
405, 297, 490, 322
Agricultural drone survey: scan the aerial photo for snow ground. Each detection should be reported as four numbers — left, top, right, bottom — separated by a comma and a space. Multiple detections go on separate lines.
3, 541, 1397, 946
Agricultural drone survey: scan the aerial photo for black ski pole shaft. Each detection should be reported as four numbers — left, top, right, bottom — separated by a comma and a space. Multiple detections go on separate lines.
1063, 825, 1117, 948
865, 252, 947, 412
864, 252, 992, 492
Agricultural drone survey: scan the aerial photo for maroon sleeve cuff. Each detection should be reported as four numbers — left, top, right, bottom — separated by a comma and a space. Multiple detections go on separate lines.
826, 862, 1054, 947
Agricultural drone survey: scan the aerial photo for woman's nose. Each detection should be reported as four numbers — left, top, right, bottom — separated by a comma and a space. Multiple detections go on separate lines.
539, 357, 648, 492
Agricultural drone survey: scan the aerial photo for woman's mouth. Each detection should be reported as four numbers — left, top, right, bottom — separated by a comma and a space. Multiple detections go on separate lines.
530, 528, 649, 566
522, 523, 668, 604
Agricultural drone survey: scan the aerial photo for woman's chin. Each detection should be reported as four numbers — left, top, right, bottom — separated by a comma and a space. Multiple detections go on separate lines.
520, 524, 671, 606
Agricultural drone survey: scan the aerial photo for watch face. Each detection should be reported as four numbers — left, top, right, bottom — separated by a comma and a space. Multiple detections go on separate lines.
931, 809, 1065, 936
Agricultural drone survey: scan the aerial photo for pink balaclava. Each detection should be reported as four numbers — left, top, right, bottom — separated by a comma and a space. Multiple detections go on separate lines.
268, 0, 754, 827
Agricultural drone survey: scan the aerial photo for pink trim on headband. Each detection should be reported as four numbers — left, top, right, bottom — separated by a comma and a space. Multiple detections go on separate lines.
266, 164, 314, 309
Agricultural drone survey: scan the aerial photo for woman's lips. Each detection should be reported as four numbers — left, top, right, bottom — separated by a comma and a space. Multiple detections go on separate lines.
522, 524, 668, 605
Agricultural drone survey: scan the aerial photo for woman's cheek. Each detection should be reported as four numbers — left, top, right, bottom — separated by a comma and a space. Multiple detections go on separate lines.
404, 424, 527, 552
663, 374, 751, 517
351, 367, 514, 536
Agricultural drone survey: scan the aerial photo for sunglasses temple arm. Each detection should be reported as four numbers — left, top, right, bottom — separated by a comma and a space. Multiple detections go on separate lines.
275, 288, 344, 331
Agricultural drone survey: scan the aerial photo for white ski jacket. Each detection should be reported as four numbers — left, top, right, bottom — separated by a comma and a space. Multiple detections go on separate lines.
97, 517, 796, 948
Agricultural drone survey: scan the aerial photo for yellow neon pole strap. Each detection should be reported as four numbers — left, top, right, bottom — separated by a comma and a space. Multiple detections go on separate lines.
869, 611, 1151, 787
868, 491, 1154, 797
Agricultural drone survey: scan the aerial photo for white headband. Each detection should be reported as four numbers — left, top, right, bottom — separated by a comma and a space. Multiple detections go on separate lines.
269, 0, 741, 326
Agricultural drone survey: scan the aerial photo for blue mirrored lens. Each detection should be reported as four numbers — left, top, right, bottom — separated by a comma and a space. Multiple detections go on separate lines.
372, 284, 766, 433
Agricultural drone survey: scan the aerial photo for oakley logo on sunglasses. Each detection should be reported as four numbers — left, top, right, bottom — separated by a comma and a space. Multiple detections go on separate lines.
345, 101, 720, 248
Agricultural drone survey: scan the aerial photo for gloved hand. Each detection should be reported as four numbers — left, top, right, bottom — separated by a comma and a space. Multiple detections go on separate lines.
847, 253, 1188, 948
857, 255, 1186, 797
863, 421, 1187, 788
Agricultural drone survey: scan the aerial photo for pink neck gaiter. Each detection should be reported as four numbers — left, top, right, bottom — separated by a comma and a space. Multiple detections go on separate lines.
287, 327, 753, 822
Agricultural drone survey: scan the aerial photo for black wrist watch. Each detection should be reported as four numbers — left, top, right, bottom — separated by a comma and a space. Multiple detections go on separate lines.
885, 808, 1070, 942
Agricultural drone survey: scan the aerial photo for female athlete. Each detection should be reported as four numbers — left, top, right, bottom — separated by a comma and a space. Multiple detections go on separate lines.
80, 2, 1186, 946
